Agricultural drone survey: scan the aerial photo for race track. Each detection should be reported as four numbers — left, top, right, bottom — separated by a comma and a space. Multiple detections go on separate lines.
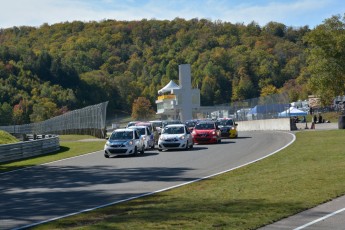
0, 131, 294, 229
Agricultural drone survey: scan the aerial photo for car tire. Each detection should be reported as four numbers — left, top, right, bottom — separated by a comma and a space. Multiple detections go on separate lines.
104, 154, 109, 158
158, 148, 162, 152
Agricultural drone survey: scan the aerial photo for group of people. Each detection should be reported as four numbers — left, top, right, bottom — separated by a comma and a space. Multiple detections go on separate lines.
292, 113, 324, 124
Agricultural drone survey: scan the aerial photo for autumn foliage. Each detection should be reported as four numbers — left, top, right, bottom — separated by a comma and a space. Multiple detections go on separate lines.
0, 15, 344, 124
131, 97, 155, 120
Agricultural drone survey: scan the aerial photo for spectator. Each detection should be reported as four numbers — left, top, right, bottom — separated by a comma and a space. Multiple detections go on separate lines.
318, 113, 323, 123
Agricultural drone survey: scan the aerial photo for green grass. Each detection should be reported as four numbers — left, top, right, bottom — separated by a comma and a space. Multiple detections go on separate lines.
306, 111, 339, 123
30, 129, 345, 230
0, 135, 105, 173
0, 130, 19, 144
58, 135, 102, 142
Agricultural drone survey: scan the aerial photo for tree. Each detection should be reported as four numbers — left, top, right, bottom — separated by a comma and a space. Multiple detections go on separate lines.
12, 99, 30, 124
200, 76, 216, 106
131, 97, 155, 120
280, 79, 304, 102
232, 67, 256, 101
263, 21, 286, 37
304, 14, 345, 105
29, 99, 58, 122
0, 102, 13, 125
260, 84, 278, 97
13, 104, 24, 125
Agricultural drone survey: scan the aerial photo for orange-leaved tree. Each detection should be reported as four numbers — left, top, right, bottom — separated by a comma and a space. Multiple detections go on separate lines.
131, 97, 156, 120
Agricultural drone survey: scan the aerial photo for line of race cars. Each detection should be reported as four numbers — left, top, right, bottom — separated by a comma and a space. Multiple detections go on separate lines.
104, 118, 238, 158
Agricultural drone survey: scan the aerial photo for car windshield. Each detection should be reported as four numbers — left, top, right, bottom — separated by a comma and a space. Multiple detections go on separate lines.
135, 128, 146, 135
127, 122, 137, 127
151, 121, 162, 128
218, 120, 234, 126
186, 121, 196, 127
110, 131, 133, 140
162, 120, 182, 127
162, 126, 185, 134
195, 123, 215, 130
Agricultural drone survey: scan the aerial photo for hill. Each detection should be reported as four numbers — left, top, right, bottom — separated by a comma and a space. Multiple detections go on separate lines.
1, 15, 344, 124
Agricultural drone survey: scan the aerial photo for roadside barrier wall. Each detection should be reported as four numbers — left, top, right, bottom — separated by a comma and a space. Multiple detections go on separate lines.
0, 136, 60, 163
237, 118, 291, 131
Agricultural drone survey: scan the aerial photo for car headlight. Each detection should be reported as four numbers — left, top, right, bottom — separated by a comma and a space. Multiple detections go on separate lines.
179, 135, 186, 140
159, 136, 165, 141
126, 140, 134, 145
105, 141, 110, 146
212, 131, 216, 135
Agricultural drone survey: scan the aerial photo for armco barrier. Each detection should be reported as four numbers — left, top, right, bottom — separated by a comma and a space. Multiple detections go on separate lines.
0, 136, 60, 163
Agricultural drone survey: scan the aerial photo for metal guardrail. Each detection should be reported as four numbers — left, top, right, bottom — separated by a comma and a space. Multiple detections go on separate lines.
0, 136, 60, 163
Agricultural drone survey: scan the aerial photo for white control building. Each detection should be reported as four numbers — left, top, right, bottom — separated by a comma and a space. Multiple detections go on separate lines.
156, 64, 200, 122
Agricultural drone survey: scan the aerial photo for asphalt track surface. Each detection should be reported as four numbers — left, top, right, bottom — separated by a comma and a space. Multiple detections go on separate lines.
0, 130, 294, 229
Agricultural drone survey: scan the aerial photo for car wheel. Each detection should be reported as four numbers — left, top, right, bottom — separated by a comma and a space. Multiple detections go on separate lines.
158, 148, 162, 152
104, 154, 109, 158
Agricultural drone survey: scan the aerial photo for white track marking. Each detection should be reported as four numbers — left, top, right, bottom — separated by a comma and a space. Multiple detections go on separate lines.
293, 208, 345, 230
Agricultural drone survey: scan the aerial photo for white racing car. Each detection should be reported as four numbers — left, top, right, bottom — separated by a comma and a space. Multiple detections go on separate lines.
104, 128, 145, 157
158, 124, 193, 151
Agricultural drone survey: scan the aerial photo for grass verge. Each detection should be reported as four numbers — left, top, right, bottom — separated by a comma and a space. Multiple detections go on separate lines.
31, 129, 345, 230
0, 135, 105, 173
0, 130, 19, 144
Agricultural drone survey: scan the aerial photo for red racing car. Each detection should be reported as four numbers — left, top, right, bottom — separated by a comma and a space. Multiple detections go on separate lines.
191, 120, 221, 144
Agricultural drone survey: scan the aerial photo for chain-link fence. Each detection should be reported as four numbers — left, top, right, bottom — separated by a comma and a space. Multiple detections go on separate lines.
199, 92, 291, 121
232, 92, 290, 121
0, 101, 108, 138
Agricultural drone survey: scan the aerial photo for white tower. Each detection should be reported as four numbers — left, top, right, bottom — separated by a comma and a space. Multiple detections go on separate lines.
156, 64, 200, 121
176, 64, 193, 122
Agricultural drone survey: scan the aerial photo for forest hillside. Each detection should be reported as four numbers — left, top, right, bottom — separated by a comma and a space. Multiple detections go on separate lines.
1, 15, 344, 125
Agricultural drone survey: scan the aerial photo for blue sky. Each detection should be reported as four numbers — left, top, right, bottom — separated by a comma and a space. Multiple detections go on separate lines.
1, 0, 344, 29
